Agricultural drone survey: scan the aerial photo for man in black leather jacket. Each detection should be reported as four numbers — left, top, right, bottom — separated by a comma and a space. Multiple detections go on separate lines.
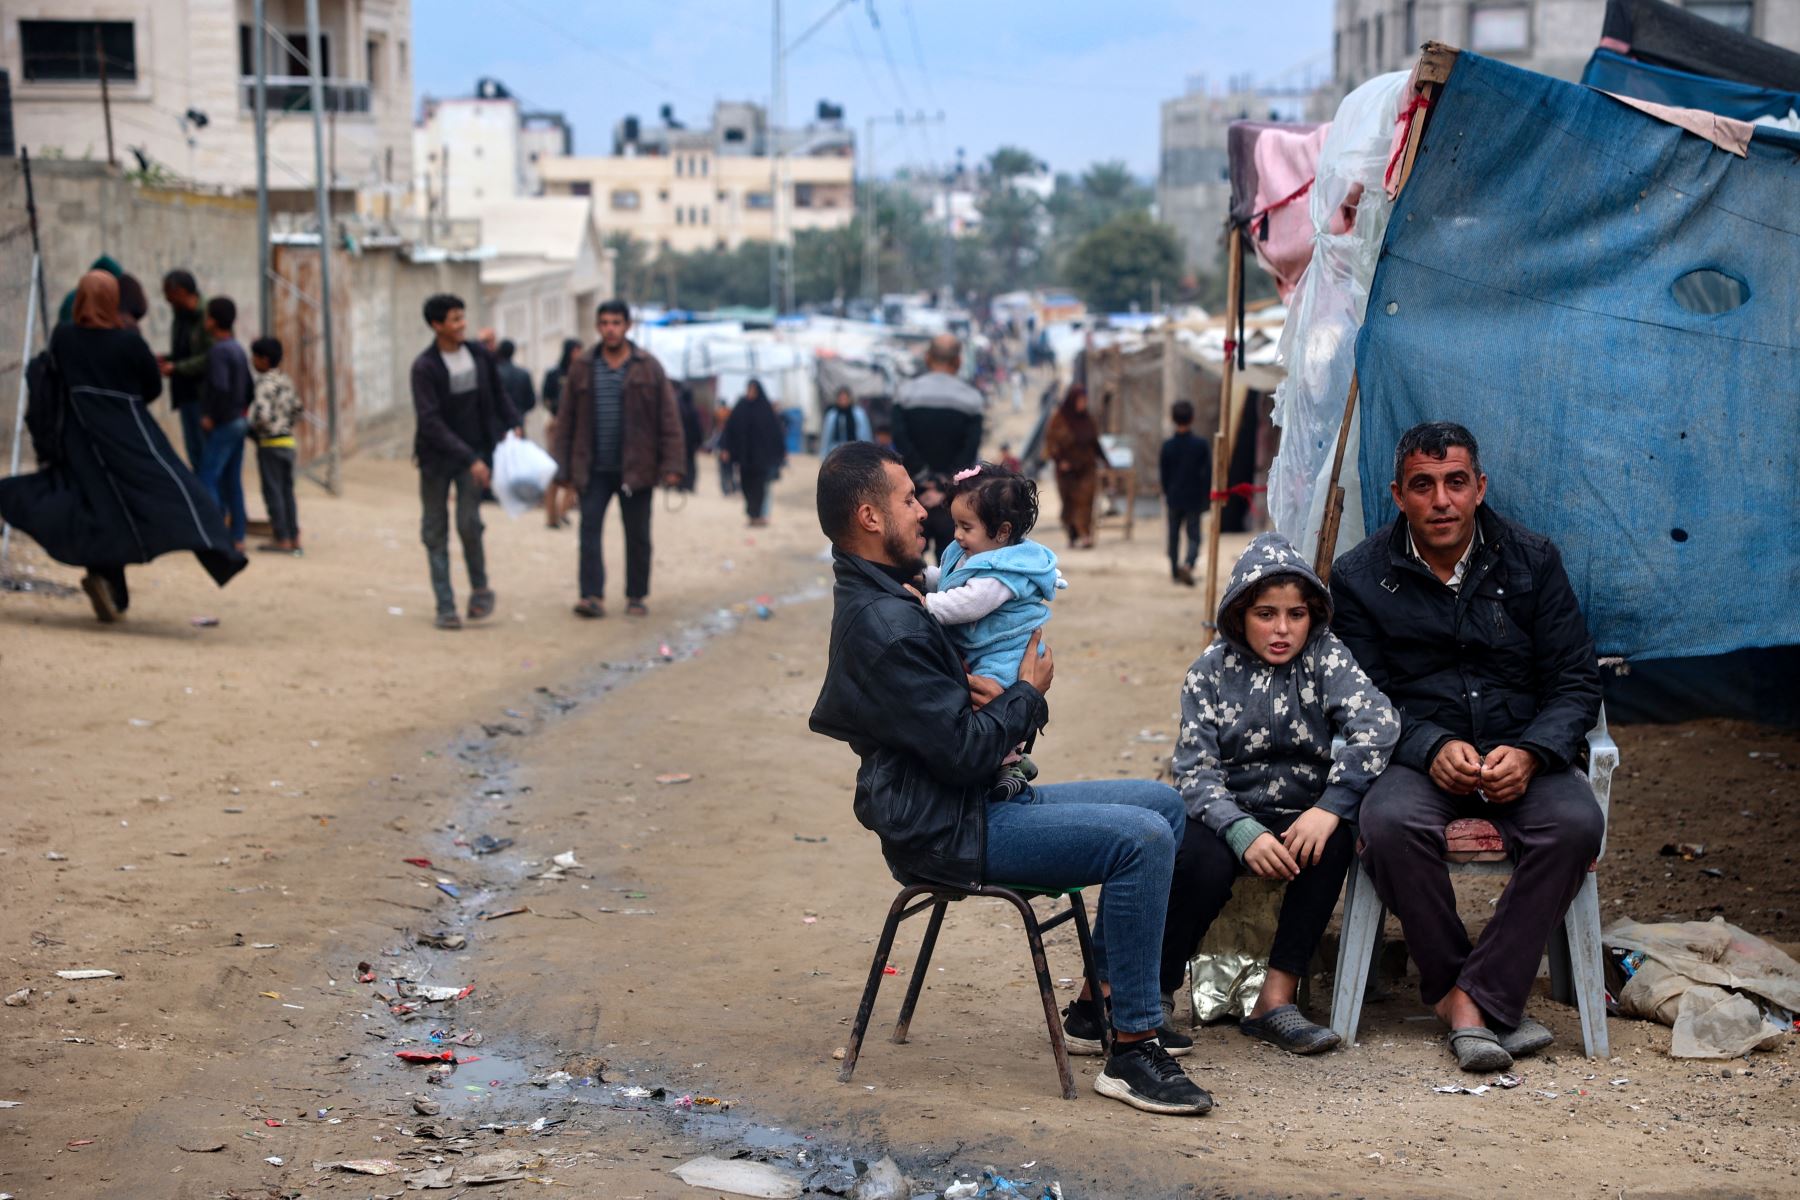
808, 442, 1212, 1116
1331, 422, 1604, 1073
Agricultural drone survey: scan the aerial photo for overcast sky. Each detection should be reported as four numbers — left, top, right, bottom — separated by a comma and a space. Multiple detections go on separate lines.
413, 0, 1336, 179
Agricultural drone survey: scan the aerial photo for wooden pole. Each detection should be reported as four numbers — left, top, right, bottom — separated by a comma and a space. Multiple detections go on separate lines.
1311, 49, 1452, 586
1201, 224, 1242, 643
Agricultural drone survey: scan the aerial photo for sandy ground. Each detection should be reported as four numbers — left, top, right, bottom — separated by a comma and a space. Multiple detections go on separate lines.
2, 396, 1798, 1200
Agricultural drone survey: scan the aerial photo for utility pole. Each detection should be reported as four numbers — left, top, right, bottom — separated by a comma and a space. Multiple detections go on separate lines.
861, 109, 944, 304
95, 23, 116, 167
769, 0, 785, 314
304, 0, 341, 493
253, 0, 271, 334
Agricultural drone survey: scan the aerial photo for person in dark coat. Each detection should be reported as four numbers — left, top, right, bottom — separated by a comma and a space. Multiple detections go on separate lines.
1159, 400, 1212, 586
495, 338, 537, 418
674, 383, 704, 492
409, 293, 523, 630
0, 271, 246, 622
541, 338, 580, 419
720, 378, 787, 526
1331, 420, 1604, 1074
156, 269, 211, 470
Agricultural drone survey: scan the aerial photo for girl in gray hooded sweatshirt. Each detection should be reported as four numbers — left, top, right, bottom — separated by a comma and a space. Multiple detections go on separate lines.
1162, 532, 1397, 1055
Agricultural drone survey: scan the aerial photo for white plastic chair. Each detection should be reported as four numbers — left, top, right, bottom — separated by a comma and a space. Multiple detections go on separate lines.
1329, 706, 1619, 1057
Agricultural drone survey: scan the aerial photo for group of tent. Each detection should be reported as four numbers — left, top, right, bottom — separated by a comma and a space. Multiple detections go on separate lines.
1233, 0, 1800, 724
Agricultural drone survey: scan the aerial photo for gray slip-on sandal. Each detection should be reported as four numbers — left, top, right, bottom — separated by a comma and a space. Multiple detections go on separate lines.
1496, 1016, 1554, 1058
1448, 1026, 1514, 1073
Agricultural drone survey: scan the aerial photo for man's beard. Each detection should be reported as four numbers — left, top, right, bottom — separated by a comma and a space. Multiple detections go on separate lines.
882, 524, 925, 576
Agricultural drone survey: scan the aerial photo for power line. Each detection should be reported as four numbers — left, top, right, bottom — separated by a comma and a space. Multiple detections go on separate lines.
491, 0, 707, 105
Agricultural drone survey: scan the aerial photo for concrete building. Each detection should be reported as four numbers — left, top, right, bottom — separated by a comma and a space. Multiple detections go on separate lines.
1330, 0, 1800, 96
412, 76, 572, 221
537, 101, 855, 253
1158, 79, 1307, 272
3, 0, 413, 212
476, 196, 613, 379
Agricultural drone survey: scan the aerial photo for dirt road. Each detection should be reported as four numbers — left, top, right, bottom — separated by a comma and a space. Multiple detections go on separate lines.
2, 422, 1798, 1199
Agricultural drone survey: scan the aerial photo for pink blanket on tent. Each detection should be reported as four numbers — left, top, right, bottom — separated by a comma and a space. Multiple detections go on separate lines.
1237, 123, 1331, 300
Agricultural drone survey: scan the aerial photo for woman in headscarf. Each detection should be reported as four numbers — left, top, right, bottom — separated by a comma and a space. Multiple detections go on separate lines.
0, 271, 246, 622
719, 378, 787, 526
1042, 383, 1107, 548
541, 337, 581, 419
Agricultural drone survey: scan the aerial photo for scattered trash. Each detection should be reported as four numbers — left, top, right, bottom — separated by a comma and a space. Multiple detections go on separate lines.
1606, 916, 1800, 1057
803, 916, 818, 925
754, 604, 773, 620
128, 718, 155, 728
317, 1159, 401, 1176
403, 1164, 455, 1189
535, 851, 584, 881
357, 962, 377, 983
793, 834, 828, 843
847, 1156, 908, 1200
429, 1029, 483, 1048
396, 1049, 462, 1064
190, 615, 220, 628
1433, 1083, 1491, 1095
402, 857, 433, 869
436, 882, 461, 899
671, 1154, 803, 1198
481, 906, 530, 921
470, 834, 514, 855
459, 1149, 536, 1184
263, 1119, 283, 1127
944, 1183, 980, 1200
250, 943, 277, 950
1610, 1077, 1630, 1086
44, 852, 67, 861
265, 1156, 284, 1166
395, 982, 474, 1003
1494, 1073, 1522, 1088
412, 1097, 441, 1116
659, 643, 675, 661
883, 964, 899, 975
178, 1143, 226, 1153
259, 991, 282, 1000
416, 932, 468, 951
831, 1047, 846, 1061
1700, 867, 1724, 878
0, 1101, 19, 1109
55, 970, 117, 981
655, 773, 693, 785
4, 988, 30, 1007
1660, 842, 1707, 861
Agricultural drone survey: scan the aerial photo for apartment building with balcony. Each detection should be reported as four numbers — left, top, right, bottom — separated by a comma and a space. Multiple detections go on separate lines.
3, 0, 412, 212
537, 100, 856, 253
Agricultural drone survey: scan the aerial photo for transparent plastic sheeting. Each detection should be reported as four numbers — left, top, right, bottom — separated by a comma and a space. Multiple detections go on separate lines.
1264, 71, 1409, 563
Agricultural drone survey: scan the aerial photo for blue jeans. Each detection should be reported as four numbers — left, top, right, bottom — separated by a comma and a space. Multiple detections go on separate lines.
983, 780, 1184, 1035
198, 418, 249, 544
177, 402, 207, 471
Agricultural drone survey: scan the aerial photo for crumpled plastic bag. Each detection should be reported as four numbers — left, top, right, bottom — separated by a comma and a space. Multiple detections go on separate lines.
1187, 877, 1283, 1022
491, 432, 559, 519
1670, 985, 1790, 1059
1605, 916, 1800, 1057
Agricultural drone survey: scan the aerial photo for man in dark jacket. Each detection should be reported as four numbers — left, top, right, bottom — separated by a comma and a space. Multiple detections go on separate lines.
1158, 400, 1212, 586
891, 334, 984, 477
157, 269, 212, 469
548, 299, 686, 619
410, 293, 523, 630
807, 442, 1212, 1117
1331, 421, 1604, 1073
495, 338, 537, 419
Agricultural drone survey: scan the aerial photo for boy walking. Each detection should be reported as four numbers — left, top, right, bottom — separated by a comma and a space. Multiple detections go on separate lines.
1159, 401, 1212, 587
410, 294, 523, 630
249, 336, 303, 555
197, 297, 253, 551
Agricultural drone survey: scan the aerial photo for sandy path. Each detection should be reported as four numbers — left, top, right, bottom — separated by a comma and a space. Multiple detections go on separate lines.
1, 406, 1797, 1199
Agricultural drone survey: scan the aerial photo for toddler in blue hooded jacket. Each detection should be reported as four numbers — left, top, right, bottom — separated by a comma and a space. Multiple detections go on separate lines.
921, 463, 1064, 792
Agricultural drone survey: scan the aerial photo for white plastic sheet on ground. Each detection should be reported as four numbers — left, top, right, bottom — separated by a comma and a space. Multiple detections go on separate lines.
1266, 70, 1410, 559
491, 432, 558, 519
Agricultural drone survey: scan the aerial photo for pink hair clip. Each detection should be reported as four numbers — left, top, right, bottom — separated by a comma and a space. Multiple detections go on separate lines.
953, 467, 982, 484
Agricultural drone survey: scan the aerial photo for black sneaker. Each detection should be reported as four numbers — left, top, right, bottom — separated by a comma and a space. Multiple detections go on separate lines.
1093, 1039, 1213, 1115
1060, 998, 1106, 1057
1062, 998, 1193, 1058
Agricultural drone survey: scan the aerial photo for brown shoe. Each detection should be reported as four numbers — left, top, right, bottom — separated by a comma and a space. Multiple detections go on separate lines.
80, 572, 119, 623
573, 597, 605, 619
467, 589, 496, 621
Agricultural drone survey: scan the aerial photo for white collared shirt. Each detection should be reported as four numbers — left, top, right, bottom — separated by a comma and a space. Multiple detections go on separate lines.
1407, 523, 1482, 592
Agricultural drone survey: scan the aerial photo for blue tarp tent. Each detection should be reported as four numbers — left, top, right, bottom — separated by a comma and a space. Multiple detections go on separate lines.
1353, 51, 1800, 667
1582, 48, 1800, 124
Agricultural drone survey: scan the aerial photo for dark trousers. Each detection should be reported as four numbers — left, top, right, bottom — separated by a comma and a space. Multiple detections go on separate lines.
420, 467, 488, 616
1359, 763, 1604, 1027
578, 472, 653, 601
177, 402, 206, 471
1159, 808, 1355, 996
1166, 507, 1203, 573
93, 564, 129, 612
718, 456, 738, 496
740, 467, 770, 520
256, 445, 299, 543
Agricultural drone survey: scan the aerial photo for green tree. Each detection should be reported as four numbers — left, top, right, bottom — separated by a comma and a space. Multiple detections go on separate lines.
605, 232, 654, 305
1045, 161, 1154, 275
1065, 211, 1183, 313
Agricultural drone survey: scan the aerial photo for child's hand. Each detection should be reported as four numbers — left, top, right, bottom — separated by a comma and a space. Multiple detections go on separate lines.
902, 583, 924, 603
1244, 832, 1300, 881
1053, 568, 1068, 590
1281, 808, 1341, 868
